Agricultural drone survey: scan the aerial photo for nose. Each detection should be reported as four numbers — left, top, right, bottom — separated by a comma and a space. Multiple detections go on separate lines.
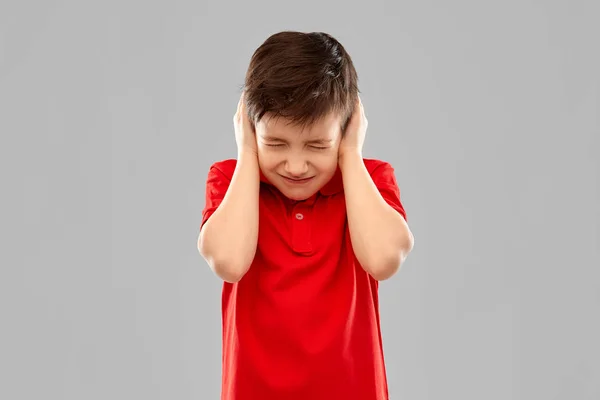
283, 155, 309, 178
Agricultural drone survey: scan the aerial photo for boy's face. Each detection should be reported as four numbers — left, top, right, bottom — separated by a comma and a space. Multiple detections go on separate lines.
255, 111, 342, 201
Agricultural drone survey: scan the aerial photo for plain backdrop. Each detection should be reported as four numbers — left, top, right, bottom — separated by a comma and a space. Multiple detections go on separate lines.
1, 1, 598, 399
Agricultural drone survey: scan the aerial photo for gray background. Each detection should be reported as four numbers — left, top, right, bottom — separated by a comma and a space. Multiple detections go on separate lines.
1, 1, 598, 399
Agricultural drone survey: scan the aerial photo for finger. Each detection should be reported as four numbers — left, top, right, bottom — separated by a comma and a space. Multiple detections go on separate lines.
237, 93, 243, 113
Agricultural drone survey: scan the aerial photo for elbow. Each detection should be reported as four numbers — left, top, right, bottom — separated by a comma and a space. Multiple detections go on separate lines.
197, 240, 251, 283
368, 234, 414, 281
368, 259, 401, 281
212, 261, 248, 283
197, 229, 252, 283
197, 247, 250, 283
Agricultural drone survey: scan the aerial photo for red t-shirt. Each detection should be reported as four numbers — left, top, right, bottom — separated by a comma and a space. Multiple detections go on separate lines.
200, 158, 407, 400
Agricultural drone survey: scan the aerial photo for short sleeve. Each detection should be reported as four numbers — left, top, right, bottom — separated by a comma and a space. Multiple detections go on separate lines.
200, 165, 232, 231
371, 162, 407, 221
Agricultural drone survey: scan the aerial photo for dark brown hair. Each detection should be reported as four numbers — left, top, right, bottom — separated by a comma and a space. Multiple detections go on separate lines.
239, 31, 360, 137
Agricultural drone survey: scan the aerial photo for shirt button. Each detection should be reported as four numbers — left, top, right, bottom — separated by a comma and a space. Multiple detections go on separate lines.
295, 213, 304, 220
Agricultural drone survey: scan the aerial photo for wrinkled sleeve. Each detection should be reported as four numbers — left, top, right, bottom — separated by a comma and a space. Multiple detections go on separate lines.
200, 165, 231, 231
370, 162, 407, 222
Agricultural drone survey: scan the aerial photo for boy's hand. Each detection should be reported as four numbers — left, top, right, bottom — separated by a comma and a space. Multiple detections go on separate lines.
338, 95, 367, 163
234, 91, 258, 157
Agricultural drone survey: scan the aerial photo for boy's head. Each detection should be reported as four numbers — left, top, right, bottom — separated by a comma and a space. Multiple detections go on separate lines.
241, 31, 360, 201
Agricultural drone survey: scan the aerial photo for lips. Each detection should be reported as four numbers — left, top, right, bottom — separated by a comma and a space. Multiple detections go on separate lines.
280, 174, 314, 184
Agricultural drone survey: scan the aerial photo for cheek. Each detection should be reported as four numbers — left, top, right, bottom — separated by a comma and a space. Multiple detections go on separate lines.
257, 149, 280, 169
311, 153, 339, 172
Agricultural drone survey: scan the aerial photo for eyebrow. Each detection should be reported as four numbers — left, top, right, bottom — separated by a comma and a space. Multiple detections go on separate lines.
261, 135, 333, 144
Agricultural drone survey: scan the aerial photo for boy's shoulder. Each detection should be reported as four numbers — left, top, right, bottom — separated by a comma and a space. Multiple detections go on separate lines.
207, 158, 237, 180
207, 158, 394, 181
363, 158, 395, 174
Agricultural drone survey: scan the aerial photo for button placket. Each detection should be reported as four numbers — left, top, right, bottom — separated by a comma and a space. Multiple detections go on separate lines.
291, 205, 312, 254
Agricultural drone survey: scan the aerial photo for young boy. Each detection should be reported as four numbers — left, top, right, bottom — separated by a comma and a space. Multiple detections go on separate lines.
198, 31, 414, 400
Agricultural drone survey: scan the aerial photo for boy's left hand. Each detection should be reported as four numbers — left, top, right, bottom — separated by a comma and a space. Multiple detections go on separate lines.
338, 95, 368, 163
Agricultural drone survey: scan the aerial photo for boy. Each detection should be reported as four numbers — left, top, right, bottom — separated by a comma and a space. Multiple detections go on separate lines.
198, 31, 414, 400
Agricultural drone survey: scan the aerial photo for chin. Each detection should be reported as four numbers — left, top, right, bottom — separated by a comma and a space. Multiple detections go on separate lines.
273, 184, 313, 200
284, 190, 315, 201
274, 178, 320, 201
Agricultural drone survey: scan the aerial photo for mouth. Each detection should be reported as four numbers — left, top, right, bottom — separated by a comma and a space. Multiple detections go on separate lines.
280, 174, 315, 185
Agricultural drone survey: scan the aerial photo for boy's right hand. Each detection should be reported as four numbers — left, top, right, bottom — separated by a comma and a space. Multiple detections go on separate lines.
234, 91, 258, 156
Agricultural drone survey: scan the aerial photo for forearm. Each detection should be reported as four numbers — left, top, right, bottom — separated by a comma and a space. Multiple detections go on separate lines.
339, 153, 413, 280
199, 151, 260, 282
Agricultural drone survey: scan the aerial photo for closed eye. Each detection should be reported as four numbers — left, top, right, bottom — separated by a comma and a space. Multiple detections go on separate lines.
265, 143, 328, 150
